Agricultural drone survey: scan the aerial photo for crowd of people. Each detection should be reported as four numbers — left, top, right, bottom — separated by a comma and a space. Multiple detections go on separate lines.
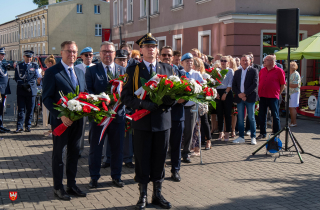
0, 32, 302, 209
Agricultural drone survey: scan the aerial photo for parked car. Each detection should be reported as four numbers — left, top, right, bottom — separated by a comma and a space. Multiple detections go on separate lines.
6, 60, 14, 70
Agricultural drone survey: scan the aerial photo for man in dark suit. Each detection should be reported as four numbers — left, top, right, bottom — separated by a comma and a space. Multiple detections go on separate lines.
0, 48, 11, 133
232, 54, 259, 145
159, 46, 185, 182
14, 50, 39, 133
121, 33, 175, 210
86, 41, 126, 188
42, 41, 87, 200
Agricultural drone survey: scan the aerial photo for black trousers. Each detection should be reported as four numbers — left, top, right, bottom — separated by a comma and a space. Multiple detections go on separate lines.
0, 94, 5, 128
216, 89, 233, 132
200, 113, 212, 142
52, 119, 83, 190
133, 129, 169, 184
170, 121, 184, 173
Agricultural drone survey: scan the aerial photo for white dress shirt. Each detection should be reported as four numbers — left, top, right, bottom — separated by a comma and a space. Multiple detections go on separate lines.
143, 60, 157, 73
240, 66, 249, 93
185, 69, 204, 107
102, 62, 115, 78
61, 60, 77, 79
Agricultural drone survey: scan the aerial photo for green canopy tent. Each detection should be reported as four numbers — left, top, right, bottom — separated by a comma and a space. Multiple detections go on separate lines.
275, 32, 320, 60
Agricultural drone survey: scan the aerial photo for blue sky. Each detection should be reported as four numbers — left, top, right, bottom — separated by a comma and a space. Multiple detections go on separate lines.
0, 0, 38, 25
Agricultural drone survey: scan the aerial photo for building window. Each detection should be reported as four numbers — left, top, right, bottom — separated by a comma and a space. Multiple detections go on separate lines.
173, 0, 183, 6
156, 36, 166, 50
42, 21, 45, 36
114, 44, 119, 51
38, 21, 40, 36
119, 0, 123, 24
173, 34, 182, 52
38, 44, 40, 55
113, 1, 118, 25
198, 30, 211, 55
140, 0, 147, 17
21, 47, 24, 57
34, 23, 37, 38
95, 24, 102, 36
35, 46, 37, 55
77, 4, 83, 13
28, 25, 31, 38
151, 0, 159, 14
31, 25, 33, 38
43, 44, 45, 54
94, 5, 100, 14
25, 25, 27, 38
127, 0, 133, 22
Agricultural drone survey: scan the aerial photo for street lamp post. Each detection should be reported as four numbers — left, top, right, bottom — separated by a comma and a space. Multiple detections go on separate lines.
147, 0, 150, 33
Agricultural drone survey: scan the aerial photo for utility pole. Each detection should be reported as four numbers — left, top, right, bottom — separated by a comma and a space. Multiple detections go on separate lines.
147, 0, 150, 33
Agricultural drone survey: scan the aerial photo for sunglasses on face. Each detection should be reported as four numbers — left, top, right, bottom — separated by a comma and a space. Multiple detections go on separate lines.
220, 60, 228, 63
161, 54, 172, 57
83, 54, 93, 57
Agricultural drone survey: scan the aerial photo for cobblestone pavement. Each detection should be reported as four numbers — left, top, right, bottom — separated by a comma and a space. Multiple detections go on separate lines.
1, 115, 320, 210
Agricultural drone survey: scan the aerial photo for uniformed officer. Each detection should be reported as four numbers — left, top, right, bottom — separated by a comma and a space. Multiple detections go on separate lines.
75, 47, 95, 158
0, 47, 11, 133
121, 33, 176, 210
14, 50, 39, 133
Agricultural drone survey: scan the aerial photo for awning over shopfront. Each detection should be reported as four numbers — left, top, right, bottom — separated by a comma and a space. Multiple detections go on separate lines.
275, 32, 320, 60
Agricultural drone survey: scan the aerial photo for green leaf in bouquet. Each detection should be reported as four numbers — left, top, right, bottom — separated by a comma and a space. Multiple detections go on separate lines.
210, 101, 216, 109
140, 77, 148, 86
75, 85, 79, 95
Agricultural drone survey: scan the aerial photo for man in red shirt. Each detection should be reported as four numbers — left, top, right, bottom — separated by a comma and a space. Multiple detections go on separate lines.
257, 55, 286, 139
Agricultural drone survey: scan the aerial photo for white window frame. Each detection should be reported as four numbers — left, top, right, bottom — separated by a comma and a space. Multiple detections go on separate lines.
198, 30, 211, 55
151, 0, 159, 14
95, 24, 102, 36
77, 4, 83, 13
173, 0, 183, 6
156, 36, 166, 49
126, 41, 134, 49
113, 1, 118, 26
94, 5, 100, 14
127, 0, 133, 22
119, 0, 123, 24
140, 0, 147, 17
172, 34, 182, 52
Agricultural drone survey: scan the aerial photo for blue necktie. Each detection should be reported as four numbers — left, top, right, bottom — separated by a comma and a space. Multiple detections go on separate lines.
186, 72, 190, 78
68, 67, 78, 88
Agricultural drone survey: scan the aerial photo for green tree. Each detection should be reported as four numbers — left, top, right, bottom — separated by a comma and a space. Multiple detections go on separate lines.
33, 0, 62, 7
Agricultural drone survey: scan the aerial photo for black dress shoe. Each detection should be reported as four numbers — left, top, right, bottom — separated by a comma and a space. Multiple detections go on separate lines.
25, 127, 31, 132
152, 182, 171, 209
182, 157, 191, 163
14, 129, 23, 133
0, 127, 10, 132
125, 162, 135, 168
54, 188, 70, 201
136, 183, 148, 210
171, 171, 181, 182
112, 179, 125, 188
66, 185, 86, 197
101, 162, 110, 168
89, 179, 98, 188
256, 134, 266, 140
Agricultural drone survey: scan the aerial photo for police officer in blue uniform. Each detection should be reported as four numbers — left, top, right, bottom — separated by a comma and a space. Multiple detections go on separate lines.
121, 33, 176, 210
0, 47, 11, 133
14, 50, 39, 133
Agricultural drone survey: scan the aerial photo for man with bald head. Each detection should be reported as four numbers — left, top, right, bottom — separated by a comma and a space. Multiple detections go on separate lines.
257, 55, 286, 140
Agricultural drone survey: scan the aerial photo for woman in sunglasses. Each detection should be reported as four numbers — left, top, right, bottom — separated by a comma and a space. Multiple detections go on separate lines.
215, 56, 234, 141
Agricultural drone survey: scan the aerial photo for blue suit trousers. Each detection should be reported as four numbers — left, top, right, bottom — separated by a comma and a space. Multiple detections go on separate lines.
17, 94, 35, 129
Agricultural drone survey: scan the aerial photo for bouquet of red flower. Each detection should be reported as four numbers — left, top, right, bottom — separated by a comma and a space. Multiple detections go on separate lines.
205, 68, 229, 85
130, 74, 218, 121
53, 86, 116, 137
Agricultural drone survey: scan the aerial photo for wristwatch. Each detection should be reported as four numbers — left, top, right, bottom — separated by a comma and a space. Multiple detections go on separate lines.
224, 91, 228, 94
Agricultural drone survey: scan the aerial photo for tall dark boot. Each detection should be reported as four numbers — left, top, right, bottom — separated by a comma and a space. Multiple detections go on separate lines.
135, 183, 148, 210
152, 182, 171, 209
